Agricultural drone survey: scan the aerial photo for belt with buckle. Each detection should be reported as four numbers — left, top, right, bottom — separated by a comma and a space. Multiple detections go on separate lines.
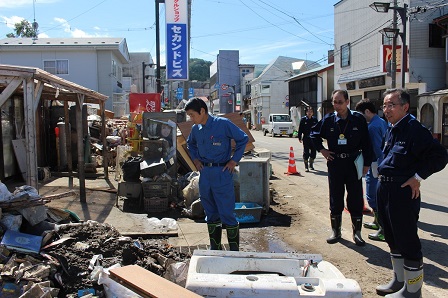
378, 175, 409, 183
335, 152, 353, 159
203, 162, 228, 167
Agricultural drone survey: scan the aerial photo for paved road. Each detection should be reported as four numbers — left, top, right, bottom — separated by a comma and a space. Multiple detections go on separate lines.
250, 129, 448, 297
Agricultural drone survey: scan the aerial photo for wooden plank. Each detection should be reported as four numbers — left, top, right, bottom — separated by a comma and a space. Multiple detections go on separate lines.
64, 101, 73, 188
0, 76, 21, 107
76, 94, 86, 202
24, 77, 38, 188
176, 135, 197, 172
120, 231, 178, 237
109, 265, 201, 298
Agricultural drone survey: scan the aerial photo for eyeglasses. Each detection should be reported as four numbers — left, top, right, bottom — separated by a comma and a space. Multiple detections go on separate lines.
381, 103, 402, 110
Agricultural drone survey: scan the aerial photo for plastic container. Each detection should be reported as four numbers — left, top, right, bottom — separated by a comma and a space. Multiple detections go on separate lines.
142, 181, 171, 198
186, 250, 362, 298
144, 197, 169, 212
234, 202, 263, 223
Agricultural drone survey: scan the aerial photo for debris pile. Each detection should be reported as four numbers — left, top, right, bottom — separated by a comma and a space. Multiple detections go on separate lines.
0, 184, 191, 297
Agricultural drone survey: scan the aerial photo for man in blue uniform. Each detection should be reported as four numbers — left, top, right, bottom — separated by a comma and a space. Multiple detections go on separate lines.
185, 98, 249, 251
310, 89, 372, 246
298, 107, 318, 172
376, 89, 447, 297
355, 99, 388, 241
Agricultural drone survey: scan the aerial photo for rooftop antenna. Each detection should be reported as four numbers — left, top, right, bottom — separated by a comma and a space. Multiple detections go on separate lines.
32, 0, 39, 40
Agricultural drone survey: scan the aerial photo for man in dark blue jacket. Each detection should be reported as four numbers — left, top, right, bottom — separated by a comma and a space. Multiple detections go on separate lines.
298, 107, 318, 172
376, 89, 448, 297
310, 89, 372, 246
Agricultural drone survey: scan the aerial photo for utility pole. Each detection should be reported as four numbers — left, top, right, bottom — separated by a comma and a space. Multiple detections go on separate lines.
182, 0, 192, 101
399, 4, 408, 88
155, 0, 163, 94
391, 0, 398, 88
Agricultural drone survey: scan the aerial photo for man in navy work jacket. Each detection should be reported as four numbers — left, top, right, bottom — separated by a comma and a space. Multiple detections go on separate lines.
375, 89, 447, 297
185, 98, 249, 251
298, 106, 318, 172
310, 89, 372, 246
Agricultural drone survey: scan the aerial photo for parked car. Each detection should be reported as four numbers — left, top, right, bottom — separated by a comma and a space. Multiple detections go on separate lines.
262, 114, 294, 137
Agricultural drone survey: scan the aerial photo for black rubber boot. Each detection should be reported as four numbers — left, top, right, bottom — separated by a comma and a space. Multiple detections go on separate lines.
376, 253, 404, 296
207, 221, 222, 250
226, 224, 240, 251
309, 158, 315, 170
351, 216, 366, 246
386, 259, 423, 298
364, 211, 379, 230
327, 215, 342, 244
304, 159, 309, 172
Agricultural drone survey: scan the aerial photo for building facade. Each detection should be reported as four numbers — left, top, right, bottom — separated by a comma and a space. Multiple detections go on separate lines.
334, 0, 447, 146
209, 50, 241, 114
249, 56, 309, 129
0, 37, 131, 114
287, 63, 335, 125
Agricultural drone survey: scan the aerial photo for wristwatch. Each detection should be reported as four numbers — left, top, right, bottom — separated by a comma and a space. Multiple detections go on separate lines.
414, 173, 423, 183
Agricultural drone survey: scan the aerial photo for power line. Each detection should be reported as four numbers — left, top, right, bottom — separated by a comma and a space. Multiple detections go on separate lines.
254, 0, 332, 45
236, 0, 328, 45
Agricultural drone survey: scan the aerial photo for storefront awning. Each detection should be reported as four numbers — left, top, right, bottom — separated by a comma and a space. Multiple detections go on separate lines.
337, 66, 386, 84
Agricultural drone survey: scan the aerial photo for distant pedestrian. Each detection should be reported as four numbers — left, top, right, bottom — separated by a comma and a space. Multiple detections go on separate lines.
185, 98, 249, 251
355, 99, 388, 241
297, 107, 318, 172
310, 89, 372, 246
375, 89, 447, 296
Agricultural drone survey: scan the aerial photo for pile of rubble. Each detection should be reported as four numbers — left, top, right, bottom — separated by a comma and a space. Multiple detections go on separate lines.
0, 184, 190, 297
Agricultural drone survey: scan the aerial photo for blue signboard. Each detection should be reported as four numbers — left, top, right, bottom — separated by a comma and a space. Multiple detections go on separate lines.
189, 87, 194, 98
176, 88, 183, 99
166, 23, 188, 80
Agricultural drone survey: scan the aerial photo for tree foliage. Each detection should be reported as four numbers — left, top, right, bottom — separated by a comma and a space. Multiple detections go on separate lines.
189, 58, 212, 81
6, 20, 37, 38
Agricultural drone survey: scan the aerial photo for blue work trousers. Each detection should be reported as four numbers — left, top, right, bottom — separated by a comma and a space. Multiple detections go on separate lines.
377, 181, 422, 260
199, 166, 238, 226
327, 158, 364, 217
365, 169, 379, 210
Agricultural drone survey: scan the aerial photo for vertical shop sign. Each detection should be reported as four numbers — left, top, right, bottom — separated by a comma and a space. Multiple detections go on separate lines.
166, 0, 189, 80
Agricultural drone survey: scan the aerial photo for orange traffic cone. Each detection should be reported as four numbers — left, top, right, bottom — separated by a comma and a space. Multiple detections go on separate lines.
284, 146, 302, 176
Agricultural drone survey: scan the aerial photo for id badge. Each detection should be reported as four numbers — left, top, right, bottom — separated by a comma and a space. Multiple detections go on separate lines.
338, 138, 347, 145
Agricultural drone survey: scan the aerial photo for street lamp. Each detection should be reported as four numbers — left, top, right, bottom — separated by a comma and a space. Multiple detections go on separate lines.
370, 1, 408, 88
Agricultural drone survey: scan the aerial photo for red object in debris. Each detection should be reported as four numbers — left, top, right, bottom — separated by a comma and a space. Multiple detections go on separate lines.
55, 127, 60, 138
